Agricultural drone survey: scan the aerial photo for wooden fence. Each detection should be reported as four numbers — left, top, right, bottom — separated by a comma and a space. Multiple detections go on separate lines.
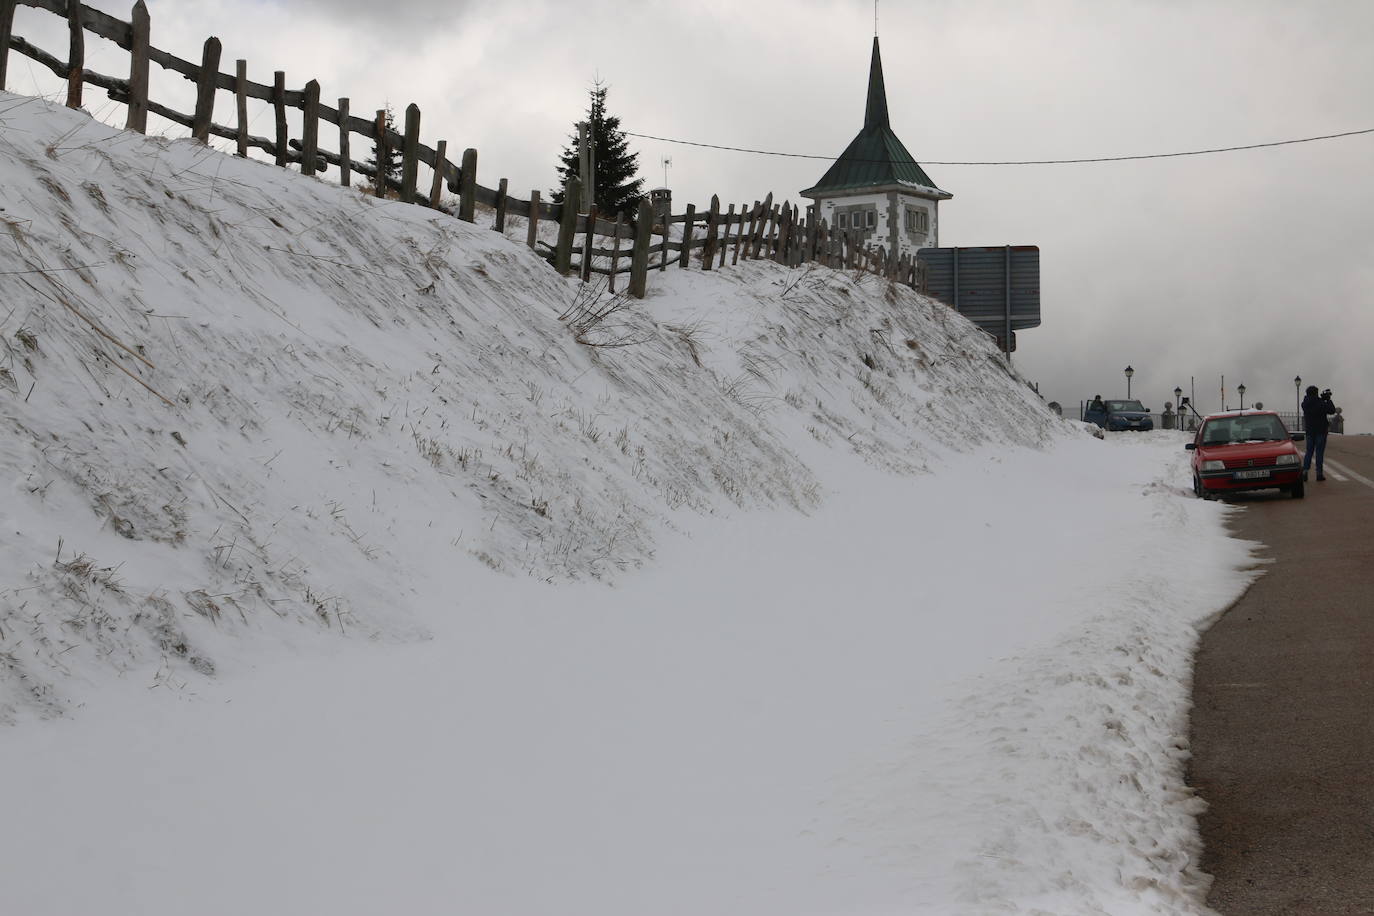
0, 0, 927, 300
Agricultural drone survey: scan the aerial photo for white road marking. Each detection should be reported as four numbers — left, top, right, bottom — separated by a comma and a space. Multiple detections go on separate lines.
1328, 471, 1349, 481
1323, 459, 1374, 491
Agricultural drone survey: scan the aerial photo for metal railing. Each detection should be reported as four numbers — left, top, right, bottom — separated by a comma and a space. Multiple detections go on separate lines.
1073, 408, 1307, 434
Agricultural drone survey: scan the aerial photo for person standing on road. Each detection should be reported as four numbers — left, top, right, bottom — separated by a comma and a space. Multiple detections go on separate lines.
1301, 385, 1337, 481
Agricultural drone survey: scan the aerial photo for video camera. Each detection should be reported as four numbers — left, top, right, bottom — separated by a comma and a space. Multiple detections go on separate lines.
1321, 388, 1333, 399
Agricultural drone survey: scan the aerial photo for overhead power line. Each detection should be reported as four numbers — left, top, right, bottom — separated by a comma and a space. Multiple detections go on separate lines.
618, 127, 1374, 166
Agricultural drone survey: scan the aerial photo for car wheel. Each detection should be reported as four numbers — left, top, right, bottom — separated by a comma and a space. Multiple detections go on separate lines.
1193, 474, 1207, 499
1291, 479, 1305, 499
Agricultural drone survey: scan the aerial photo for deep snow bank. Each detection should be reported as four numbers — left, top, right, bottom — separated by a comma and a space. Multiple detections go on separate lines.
0, 92, 1057, 721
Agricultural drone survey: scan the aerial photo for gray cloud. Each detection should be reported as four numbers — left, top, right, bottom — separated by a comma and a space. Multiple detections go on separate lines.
259, 0, 491, 29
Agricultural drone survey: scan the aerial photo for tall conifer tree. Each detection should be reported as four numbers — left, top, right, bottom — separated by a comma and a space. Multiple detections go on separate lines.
552, 81, 644, 217
367, 105, 401, 191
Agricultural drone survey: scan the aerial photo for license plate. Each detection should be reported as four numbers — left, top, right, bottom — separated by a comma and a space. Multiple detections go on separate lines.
1235, 468, 1271, 479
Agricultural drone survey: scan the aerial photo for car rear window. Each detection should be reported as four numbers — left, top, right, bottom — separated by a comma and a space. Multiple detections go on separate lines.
1200, 416, 1288, 444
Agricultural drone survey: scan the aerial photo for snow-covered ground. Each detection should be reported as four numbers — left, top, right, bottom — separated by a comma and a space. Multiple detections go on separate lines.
1, 94, 1257, 914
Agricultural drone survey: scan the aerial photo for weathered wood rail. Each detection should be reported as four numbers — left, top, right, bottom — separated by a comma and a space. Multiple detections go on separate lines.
0, 0, 928, 299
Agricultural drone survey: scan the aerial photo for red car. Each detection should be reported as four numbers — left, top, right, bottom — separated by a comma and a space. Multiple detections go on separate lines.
1186, 410, 1306, 499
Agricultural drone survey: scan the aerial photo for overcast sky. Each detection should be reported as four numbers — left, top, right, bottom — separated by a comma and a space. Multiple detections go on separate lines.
9, 0, 1374, 429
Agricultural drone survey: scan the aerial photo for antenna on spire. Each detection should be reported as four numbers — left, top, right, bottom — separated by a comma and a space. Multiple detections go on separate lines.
661, 156, 672, 187
875, 0, 879, 37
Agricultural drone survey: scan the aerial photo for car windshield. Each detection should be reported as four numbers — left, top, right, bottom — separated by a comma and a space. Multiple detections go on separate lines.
1106, 400, 1145, 412
1199, 415, 1289, 445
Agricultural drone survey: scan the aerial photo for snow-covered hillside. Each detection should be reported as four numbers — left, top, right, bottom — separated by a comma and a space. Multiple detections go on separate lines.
2, 94, 1256, 914
0, 90, 1054, 718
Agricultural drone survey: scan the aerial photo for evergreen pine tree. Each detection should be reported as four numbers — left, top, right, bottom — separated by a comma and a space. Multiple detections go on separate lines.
551, 81, 644, 217
367, 105, 401, 191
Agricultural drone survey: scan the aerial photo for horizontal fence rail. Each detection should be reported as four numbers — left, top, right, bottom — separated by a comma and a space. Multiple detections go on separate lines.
1, 0, 933, 303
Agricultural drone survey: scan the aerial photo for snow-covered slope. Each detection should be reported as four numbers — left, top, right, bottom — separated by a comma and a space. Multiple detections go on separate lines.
1, 95, 1256, 915
0, 91, 1055, 720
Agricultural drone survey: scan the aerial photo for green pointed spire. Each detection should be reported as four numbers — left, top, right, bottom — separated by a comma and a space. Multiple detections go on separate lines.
864, 37, 889, 131
801, 36, 949, 200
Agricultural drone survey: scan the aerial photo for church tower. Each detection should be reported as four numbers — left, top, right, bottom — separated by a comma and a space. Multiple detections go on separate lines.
800, 38, 951, 260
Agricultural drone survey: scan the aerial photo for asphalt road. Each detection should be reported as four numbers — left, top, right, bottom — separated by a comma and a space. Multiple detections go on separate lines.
1190, 433, 1374, 914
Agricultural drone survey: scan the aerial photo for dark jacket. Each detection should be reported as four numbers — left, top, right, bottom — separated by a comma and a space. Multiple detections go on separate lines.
1303, 393, 1336, 434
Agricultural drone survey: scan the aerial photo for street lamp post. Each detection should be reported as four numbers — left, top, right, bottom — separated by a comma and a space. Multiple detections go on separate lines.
1124, 365, 1134, 399
1238, 383, 1247, 410
1294, 376, 1302, 430
1174, 386, 1183, 430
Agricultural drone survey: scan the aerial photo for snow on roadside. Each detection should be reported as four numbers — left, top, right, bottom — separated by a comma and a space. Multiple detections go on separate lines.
830, 436, 1258, 914
1, 95, 1259, 913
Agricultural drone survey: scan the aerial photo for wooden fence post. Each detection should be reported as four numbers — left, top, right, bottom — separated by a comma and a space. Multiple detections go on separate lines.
299, 79, 320, 172
628, 198, 653, 299
232, 60, 248, 155
719, 202, 733, 267
337, 98, 350, 185
732, 201, 746, 265
373, 109, 387, 196
272, 72, 288, 166
458, 148, 477, 222
400, 103, 420, 203
785, 208, 797, 266
701, 195, 719, 270
526, 191, 540, 249
494, 178, 508, 231
742, 201, 759, 261
789, 209, 801, 266
65, 0, 84, 109
608, 213, 623, 293
659, 212, 669, 271
554, 178, 580, 275
191, 37, 221, 143
0, 0, 15, 92
752, 193, 773, 259
581, 204, 598, 281
678, 204, 696, 269
428, 140, 448, 208
774, 200, 791, 264
124, 0, 149, 131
